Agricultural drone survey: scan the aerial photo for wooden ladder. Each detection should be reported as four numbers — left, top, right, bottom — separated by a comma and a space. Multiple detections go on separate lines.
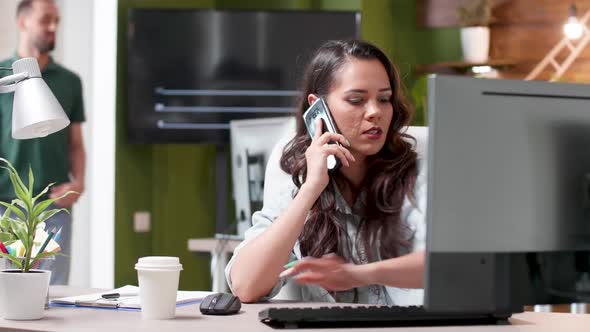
525, 10, 590, 81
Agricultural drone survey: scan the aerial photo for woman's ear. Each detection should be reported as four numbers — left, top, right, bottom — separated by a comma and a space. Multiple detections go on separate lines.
307, 94, 319, 106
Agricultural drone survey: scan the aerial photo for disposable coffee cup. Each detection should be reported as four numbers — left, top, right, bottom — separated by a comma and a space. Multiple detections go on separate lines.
135, 256, 183, 320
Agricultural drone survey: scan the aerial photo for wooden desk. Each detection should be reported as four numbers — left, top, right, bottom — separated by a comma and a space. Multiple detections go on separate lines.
0, 286, 588, 332
187, 237, 241, 293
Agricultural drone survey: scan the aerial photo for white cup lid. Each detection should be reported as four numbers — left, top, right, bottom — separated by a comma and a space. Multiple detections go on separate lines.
135, 256, 183, 271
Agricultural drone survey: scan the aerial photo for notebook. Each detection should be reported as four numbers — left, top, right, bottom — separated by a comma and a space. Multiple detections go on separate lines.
50, 285, 213, 310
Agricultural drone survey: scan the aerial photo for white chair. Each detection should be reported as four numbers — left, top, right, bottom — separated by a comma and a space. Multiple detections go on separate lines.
405, 126, 428, 161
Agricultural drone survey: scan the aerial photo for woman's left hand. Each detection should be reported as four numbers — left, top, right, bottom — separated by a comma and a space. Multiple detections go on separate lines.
283, 255, 372, 291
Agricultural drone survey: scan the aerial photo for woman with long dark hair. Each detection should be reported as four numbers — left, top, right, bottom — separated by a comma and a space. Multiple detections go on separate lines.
226, 40, 426, 304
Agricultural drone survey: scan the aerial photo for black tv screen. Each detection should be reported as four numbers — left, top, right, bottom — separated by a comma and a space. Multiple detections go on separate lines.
127, 9, 360, 144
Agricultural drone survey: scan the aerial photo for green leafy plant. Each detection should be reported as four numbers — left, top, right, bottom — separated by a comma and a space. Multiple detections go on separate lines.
457, 0, 494, 27
0, 158, 75, 273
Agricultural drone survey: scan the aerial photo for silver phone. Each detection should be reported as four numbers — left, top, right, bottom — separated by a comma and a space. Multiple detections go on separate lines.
302, 97, 342, 173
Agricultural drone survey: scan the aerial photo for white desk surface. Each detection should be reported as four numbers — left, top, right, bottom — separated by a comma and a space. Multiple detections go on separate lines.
0, 286, 588, 332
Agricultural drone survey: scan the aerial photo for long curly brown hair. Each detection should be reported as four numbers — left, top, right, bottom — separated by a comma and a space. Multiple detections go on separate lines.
280, 40, 418, 262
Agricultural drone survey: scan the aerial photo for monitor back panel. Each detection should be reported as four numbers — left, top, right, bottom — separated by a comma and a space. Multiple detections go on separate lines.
426, 75, 590, 253
425, 76, 590, 312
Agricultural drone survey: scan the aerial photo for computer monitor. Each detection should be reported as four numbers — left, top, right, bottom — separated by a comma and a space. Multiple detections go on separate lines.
425, 75, 590, 315
230, 117, 296, 237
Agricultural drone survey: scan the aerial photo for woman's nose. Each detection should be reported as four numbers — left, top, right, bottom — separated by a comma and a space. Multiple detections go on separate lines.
365, 101, 383, 120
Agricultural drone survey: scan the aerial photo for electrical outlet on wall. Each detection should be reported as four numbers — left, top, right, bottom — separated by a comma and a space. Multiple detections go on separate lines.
134, 211, 151, 233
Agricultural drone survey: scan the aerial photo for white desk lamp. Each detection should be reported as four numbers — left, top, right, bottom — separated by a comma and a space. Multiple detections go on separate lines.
0, 57, 70, 139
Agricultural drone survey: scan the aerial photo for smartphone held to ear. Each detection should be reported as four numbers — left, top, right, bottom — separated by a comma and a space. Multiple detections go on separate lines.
303, 97, 342, 173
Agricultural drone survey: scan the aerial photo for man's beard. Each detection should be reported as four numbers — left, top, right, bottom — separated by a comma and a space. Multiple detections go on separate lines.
34, 39, 55, 54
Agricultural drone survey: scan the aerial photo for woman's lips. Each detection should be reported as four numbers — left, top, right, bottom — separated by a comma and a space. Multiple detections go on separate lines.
362, 127, 383, 140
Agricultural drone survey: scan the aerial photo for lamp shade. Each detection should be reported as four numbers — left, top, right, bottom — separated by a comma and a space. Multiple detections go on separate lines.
11, 58, 70, 139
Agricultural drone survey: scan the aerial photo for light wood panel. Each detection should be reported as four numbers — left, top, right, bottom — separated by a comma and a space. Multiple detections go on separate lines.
491, 0, 590, 81
417, 0, 589, 26
497, 59, 590, 81
493, 1, 590, 25
418, 0, 590, 82
491, 25, 590, 62
416, 0, 465, 27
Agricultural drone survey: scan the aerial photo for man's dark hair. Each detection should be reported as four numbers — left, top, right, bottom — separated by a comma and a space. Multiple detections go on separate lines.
16, 0, 54, 17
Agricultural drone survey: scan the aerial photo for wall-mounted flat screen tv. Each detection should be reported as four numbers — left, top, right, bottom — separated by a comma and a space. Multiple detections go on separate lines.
127, 9, 360, 144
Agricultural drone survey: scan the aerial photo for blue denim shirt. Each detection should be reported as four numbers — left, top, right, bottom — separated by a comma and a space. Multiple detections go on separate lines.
226, 135, 427, 305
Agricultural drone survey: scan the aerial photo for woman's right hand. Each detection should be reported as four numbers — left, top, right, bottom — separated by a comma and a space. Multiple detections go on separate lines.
304, 118, 356, 193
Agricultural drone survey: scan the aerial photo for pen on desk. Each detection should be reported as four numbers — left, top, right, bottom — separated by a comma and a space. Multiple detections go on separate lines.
283, 260, 299, 269
280, 260, 300, 280
35, 227, 57, 257
101, 292, 138, 299
53, 227, 62, 242
0, 242, 8, 254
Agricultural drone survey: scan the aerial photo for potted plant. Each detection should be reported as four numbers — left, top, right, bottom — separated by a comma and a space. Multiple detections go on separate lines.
457, 0, 494, 63
0, 158, 74, 320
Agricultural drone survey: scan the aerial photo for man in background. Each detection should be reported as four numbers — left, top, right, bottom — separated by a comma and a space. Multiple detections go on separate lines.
0, 0, 85, 285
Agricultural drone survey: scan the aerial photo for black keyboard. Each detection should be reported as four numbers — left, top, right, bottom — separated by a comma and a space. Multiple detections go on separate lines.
259, 305, 511, 329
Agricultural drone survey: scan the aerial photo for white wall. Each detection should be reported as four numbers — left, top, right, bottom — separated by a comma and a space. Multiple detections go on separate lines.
89, 0, 117, 288
0, 1, 18, 59
0, 0, 117, 288
57, 0, 117, 289
57, 0, 93, 288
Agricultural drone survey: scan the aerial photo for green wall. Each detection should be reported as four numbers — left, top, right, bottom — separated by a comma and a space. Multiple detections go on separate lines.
115, 0, 460, 290
362, 0, 461, 125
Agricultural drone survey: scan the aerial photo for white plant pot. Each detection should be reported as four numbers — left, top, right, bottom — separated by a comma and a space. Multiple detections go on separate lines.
460, 26, 490, 63
0, 269, 51, 320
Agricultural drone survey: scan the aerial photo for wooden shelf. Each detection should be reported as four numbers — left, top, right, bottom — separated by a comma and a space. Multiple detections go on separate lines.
415, 59, 517, 76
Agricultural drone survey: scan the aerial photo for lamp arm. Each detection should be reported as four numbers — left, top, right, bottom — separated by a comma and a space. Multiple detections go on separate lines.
0, 72, 29, 94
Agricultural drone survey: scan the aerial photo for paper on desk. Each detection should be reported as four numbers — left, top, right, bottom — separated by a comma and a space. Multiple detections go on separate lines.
8, 229, 61, 258
50, 285, 214, 310
33, 228, 61, 254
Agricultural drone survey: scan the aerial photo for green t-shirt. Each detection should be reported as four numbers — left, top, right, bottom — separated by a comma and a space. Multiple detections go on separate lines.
0, 55, 85, 200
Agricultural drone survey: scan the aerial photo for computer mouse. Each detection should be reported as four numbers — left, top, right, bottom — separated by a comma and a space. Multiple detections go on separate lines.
200, 293, 241, 315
